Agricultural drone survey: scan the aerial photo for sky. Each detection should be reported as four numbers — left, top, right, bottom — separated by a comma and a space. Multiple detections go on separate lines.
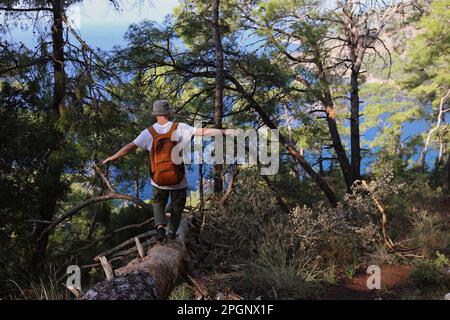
6, 0, 179, 49
73, 0, 179, 48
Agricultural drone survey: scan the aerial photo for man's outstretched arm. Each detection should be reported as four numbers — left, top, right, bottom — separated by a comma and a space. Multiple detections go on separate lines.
102, 142, 138, 165
194, 128, 238, 137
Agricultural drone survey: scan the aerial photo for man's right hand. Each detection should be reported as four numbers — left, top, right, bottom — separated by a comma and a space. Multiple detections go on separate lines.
102, 156, 115, 165
101, 143, 137, 165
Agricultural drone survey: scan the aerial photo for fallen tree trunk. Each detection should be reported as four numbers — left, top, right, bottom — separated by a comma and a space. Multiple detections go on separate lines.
82, 218, 191, 300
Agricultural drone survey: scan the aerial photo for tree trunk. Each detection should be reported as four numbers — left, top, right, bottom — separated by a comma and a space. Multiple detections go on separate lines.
418, 89, 450, 172
343, 4, 365, 184
82, 218, 191, 300
219, 165, 238, 210
325, 111, 354, 190
350, 70, 361, 181
87, 208, 99, 241
315, 55, 354, 190
51, 0, 66, 116
431, 142, 445, 185
444, 154, 450, 194
319, 147, 324, 176
284, 142, 337, 206
29, 0, 66, 276
134, 170, 140, 198
30, 159, 64, 275
212, 0, 224, 195
198, 163, 205, 211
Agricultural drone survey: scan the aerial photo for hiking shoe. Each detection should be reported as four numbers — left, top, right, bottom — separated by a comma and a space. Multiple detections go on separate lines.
156, 227, 167, 242
167, 231, 177, 240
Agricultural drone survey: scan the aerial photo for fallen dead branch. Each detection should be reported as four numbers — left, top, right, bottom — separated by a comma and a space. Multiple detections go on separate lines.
361, 180, 396, 251
185, 273, 210, 300
94, 229, 157, 260
37, 163, 153, 242
219, 165, 239, 210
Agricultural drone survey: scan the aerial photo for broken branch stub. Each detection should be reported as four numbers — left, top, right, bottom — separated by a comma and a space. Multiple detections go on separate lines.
135, 237, 146, 258
99, 256, 115, 280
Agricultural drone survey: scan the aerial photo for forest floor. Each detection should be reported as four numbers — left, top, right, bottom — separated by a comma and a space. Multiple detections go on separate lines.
199, 265, 417, 300
320, 265, 413, 300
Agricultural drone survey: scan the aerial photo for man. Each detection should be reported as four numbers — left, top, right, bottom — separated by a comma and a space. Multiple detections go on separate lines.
102, 100, 232, 242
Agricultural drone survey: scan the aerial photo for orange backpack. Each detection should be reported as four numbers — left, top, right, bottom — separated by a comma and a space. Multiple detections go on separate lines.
148, 123, 185, 186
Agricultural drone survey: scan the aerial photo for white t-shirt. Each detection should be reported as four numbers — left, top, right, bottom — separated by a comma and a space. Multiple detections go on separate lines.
133, 121, 197, 190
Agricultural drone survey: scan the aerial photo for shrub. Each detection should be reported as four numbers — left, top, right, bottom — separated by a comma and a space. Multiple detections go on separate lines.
200, 169, 432, 299
410, 210, 450, 257
368, 243, 399, 265
409, 252, 450, 293
243, 221, 323, 299
240, 195, 379, 298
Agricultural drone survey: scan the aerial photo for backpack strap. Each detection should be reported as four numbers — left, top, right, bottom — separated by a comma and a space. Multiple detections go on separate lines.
148, 125, 158, 139
148, 123, 178, 139
148, 126, 158, 176
167, 122, 179, 139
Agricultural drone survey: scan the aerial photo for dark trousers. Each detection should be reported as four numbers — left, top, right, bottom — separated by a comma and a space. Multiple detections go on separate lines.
152, 187, 187, 234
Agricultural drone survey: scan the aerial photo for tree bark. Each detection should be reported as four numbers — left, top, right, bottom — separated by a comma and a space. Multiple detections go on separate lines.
418, 89, 450, 171
314, 54, 354, 190
37, 193, 153, 242
82, 218, 191, 300
444, 154, 450, 194
350, 70, 361, 181
212, 0, 224, 195
134, 169, 140, 198
361, 181, 395, 251
219, 165, 239, 210
431, 142, 445, 185
343, 2, 365, 183
51, 0, 66, 116
199, 162, 204, 207
29, 0, 67, 276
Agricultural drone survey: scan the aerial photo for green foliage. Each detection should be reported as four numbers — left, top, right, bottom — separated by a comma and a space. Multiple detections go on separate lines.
409, 252, 450, 293
401, 0, 450, 107
246, 223, 323, 299
48, 183, 153, 268
174, 0, 240, 48
361, 81, 423, 175
0, 68, 56, 287
168, 282, 194, 300
200, 170, 387, 298
368, 244, 399, 266
410, 210, 450, 258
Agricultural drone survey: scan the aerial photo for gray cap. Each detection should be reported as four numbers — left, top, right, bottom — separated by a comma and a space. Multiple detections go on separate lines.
152, 100, 171, 116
